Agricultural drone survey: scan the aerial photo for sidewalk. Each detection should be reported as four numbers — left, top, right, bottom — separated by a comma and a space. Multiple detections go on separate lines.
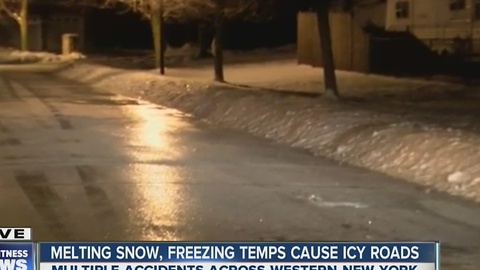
54, 57, 480, 203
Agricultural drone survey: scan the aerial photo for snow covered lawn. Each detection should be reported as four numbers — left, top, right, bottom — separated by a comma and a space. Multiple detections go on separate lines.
54, 58, 480, 203
0, 47, 85, 64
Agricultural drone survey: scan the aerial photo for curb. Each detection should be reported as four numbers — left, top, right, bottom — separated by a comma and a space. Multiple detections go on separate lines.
54, 62, 480, 203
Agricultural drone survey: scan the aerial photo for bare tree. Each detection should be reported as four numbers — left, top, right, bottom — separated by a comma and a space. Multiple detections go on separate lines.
102, 0, 274, 81
212, 0, 225, 81
102, 0, 166, 71
313, 0, 381, 99
316, 0, 339, 99
0, 0, 29, 51
209, 0, 277, 82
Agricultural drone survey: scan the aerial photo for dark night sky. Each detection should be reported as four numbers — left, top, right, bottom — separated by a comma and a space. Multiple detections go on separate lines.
83, 3, 298, 51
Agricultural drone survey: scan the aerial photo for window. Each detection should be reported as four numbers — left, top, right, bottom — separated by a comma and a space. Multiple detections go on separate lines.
450, 0, 466, 11
395, 1, 409, 19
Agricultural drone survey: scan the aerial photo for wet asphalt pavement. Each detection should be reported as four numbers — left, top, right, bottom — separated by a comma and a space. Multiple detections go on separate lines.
0, 71, 479, 269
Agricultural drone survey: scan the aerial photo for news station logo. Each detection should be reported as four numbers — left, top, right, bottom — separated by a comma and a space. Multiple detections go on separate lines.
0, 227, 440, 270
0, 228, 34, 270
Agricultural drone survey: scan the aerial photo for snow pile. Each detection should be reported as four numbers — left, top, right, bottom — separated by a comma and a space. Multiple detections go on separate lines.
54, 61, 480, 203
164, 43, 198, 62
0, 48, 85, 64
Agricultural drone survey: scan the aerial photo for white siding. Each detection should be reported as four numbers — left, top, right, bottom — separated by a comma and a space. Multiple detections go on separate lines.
386, 0, 480, 53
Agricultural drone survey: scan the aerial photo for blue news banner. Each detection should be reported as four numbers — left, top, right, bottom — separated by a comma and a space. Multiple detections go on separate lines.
0, 243, 35, 270
33, 243, 439, 270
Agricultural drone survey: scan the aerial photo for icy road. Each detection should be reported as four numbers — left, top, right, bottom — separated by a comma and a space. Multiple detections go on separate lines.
0, 71, 478, 269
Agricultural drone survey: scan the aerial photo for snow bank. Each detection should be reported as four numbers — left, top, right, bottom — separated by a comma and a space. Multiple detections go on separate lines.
0, 48, 85, 64
54, 62, 480, 203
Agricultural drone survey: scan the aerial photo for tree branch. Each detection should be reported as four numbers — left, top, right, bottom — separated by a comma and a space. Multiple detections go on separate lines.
0, 0, 21, 22
78, 0, 279, 24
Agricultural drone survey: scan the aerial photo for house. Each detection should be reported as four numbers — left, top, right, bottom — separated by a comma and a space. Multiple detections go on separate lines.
386, 0, 480, 56
297, 1, 388, 73
0, 1, 84, 52
297, 0, 450, 75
